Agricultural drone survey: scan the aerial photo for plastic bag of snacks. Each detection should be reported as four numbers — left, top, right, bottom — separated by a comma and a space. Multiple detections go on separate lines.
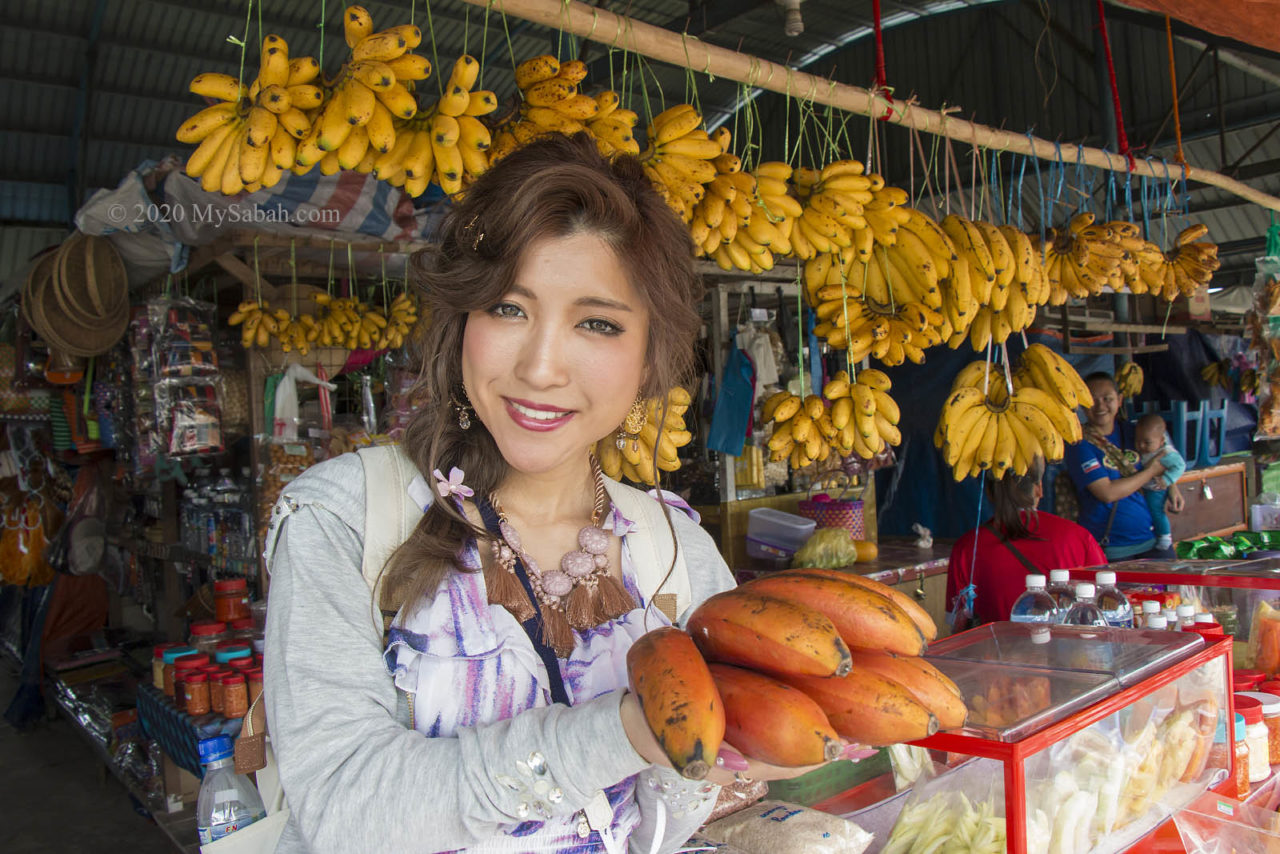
883, 758, 1005, 854
155, 378, 224, 457
702, 800, 872, 854
256, 438, 316, 549
148, 297, 219, 378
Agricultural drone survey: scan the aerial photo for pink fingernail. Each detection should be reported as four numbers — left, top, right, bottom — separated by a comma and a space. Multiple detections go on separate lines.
841, 744, 878, 761
715, 747, 750, 771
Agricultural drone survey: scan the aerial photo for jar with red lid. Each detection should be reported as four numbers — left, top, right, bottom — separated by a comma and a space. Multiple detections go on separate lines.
172, 654, 210, 706
222, 673, 249, 718
152, 643, 181, 690
1260, 680, 1280, 696
1235, 694, 1271, 782
188, 620, 228, 656
161, 646, 199, 697
228, 617, 257, 642
1236, 669, 1266, 687
213, 578, 251, 623
246, 667, 264, 707
230, 657, 255, 672
209, 669, 232, 715
182, 673, 211, 716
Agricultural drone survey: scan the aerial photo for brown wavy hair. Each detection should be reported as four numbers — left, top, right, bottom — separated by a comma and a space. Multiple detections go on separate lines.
379, 132, 704, 613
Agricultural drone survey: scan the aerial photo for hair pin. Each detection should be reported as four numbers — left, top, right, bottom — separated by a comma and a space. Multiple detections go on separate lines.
465, 214, 485, 251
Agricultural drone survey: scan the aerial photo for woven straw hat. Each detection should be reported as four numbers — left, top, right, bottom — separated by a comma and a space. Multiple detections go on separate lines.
24, 233, 130, 357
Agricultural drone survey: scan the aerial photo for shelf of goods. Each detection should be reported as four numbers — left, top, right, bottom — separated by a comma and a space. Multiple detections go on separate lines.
45, 656, 200, 854
816, 623, 1232, 854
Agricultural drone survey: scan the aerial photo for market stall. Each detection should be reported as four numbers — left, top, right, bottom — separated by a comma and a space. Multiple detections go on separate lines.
5, 0, 1280, 851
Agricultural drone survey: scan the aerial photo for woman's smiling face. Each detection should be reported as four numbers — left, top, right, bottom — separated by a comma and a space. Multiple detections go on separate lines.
460, 231, 650, 479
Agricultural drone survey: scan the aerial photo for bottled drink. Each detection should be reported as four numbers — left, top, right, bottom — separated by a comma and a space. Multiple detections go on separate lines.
196, 735, 266, 844
1194, 613, 1216, 625
1176, 604, 1196, 629
1162, 608, 1178, 624
1063, 583, 1109, 627
1140, 601, 1161, 620
1146, 614, 1169, 629
1094, 571, 1134, 628
1047, 569, 1076, 618
1009, 574, 1061, 624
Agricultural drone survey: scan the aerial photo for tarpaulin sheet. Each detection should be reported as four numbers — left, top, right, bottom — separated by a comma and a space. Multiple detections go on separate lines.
1116, 1, 1280, 54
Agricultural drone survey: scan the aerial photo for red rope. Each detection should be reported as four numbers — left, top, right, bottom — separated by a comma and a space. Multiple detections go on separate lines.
1164, 15, 1186, 165
871, 0, 893, 120
1094, 0, 1135, 170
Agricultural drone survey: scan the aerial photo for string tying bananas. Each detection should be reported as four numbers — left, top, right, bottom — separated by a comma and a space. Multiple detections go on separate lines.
595, 388, 694, 485
1116, 361, 1144, 398
180, 36, 321, 194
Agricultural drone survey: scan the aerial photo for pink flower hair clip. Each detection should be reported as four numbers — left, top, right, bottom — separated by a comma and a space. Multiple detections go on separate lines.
433, 467, 474, 501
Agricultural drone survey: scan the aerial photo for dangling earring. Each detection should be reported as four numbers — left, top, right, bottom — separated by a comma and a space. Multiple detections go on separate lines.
452, 386, 474, 430
616, 396, 646, 451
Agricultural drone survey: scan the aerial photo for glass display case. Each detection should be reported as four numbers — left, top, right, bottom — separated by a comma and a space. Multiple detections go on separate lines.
845, 624, 1233, 854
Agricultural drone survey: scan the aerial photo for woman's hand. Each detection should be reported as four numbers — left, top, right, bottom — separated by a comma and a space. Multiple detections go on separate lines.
1166, 484, 1185, 514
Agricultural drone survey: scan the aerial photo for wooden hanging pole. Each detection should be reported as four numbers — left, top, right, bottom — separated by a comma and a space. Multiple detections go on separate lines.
461, 0, 1280, 213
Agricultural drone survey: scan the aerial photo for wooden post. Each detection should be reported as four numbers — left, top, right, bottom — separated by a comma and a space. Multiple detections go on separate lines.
460, 0, 1280, 213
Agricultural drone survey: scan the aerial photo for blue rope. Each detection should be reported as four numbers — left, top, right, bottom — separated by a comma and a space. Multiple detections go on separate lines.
962, 470, 987, 619
1052, 141, 1067, 222
1140, 172, 1152, 240
1014, 154, 1028, 229
1125, 173, 1134, 222
1105, 163, 1117, 223
1028, 131, 1047, 243
990, 149, 1002, 224
1074, 144, 1088, 215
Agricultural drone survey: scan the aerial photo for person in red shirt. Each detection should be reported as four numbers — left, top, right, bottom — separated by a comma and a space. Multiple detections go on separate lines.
946, 456, 1106, 631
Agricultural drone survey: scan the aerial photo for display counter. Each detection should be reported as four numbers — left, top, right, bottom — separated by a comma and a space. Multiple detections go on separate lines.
812, 623, 1233, 854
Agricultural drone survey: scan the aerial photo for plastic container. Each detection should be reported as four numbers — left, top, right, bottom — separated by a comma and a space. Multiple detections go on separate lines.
1239, 690, 1280, 766
161, 646, 199, 697
1235, 694, 1271, 782
1258, 680, 1280, 696
1062, 583, 1108, 628
1093, 570, 1134, 628
246, 668, 264, 707
222, 673, 249, 718
1139, 600, 1161, 618
209, 668, 231, 715
1146, 614, 1169, 629
1236, 669, 1267, 689
228, 618, 257, 642
1194, 612, 1218, 625
744, 535, 795, 561
1009, 574, 1060, 623
1210, 712, 1250, 799
183, 672, 210, 716
745, 508, 816, 553
196, 735, 266, 844
230, 657, 256, 672
213, 578, 251, 623
215, 644, 253, 665
172, 654, 210, 705
152, 643, 181, 690
189, 620, 228, 656
1046, 569, 1076, 616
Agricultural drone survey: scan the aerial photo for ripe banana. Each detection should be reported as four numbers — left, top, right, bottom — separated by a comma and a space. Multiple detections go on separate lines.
687, 589, 853, 678
780, 670, 940, 746
710, 664, 843, 766
779, 568, 937, 642
744, 572, 927, 656
626, 627, 724, 780
846, 651, 967, 730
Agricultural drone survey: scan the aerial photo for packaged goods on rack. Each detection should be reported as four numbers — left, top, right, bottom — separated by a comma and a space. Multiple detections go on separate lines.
255, 438, 315, 548
148, 297, 219, 379
126, 310, 160, 474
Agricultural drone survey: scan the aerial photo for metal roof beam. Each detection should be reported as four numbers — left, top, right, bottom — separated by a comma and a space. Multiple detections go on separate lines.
10, 20, 242, 71
0, 72, 197, 110
683, 1, 774, 36
3, 126, 176, 152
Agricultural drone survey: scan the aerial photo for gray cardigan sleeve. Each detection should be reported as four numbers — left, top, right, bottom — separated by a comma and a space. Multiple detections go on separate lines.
263, 465, 650, 853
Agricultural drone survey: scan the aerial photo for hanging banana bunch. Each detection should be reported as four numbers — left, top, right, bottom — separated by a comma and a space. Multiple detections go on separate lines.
936, 354, 1081, 481
179, 36, 321, 193
691, 129, 778, 273
820, 369, 902, 461
376, 291, 423, 350
1011, 344, 1094, 417
763, 389, 835, 470
596, 388, 694, 485
1116, 361, 1144, 398
638, 104, 726, 224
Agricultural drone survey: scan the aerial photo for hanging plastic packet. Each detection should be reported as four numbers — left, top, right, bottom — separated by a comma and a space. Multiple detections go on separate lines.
272, 363, 337, 441
360, 374, 377, 435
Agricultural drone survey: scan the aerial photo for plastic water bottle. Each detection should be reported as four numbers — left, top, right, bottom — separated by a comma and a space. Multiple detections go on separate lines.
1009, 574, 1061, 624
1162, 608, 1178, 624
196, 735, 266, 844
1139, 601, 1161, 620
1063, 583, 1109, 627
1176, 604, 1197, 629
1146, 614, 1169, 629
1094, 571, 1134, 628
1047, 569, 1076, 618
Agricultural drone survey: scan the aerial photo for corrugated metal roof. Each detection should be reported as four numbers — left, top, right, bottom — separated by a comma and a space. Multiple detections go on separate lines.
2, 0, 1277, 283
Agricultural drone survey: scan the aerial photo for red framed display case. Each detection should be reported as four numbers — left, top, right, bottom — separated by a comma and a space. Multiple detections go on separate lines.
830, 624, 1234, 854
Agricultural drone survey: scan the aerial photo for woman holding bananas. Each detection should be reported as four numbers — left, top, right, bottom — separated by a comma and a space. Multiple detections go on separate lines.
262, 134, 827, 854
1063, 372, 1184, 560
